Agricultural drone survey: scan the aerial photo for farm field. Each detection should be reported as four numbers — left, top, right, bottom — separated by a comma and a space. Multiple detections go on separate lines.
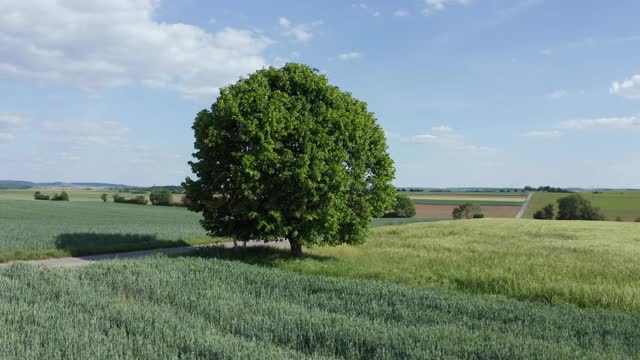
0, 191, 424, 262
404, 191, 527, 218
0, 199, 219, 262
1, 256, 639, 359
524, 191, 640, 221
203, 219, 640, 312
0, 188, 185, 203
414, 204, 521, 219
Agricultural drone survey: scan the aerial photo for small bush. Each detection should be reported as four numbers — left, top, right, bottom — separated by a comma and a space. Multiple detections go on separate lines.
534, 204, 555, 220
33, 191, 50, 201
51, 192, 69, 201
615, 216, 623, 222
473, 213, 485, 219
385, 194, 416, 218
453, 203, 482, 220
113, 194, 148, 205
149, 189, 173, 206
100, 193, 108, 203
635, 218, 640, 223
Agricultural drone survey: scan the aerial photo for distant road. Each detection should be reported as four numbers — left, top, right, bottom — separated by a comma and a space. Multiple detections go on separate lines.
515, 192, 534, 219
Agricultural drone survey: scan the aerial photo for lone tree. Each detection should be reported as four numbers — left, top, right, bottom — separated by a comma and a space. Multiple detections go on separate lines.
101, 193, 108, 203
184, 64, 396, 256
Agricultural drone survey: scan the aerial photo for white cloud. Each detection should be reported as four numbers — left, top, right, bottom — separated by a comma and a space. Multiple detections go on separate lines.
401, 126, 495, 152
393, 9, 410, 17
336, 52, 363, 61
558, 116, 640, 130
208, 18, 217, 24
541, 49, 553, 56
43, 120, 129, 147
278, 17, 321, 42
423, 0, 469, 14
610, 74, 640, 100
0, 113, 28, 141
521, 130, 563, 138
0, 0, 274, 101
549, 89, 568, 98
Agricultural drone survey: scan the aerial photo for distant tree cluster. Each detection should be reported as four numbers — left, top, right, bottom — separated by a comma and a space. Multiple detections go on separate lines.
397, 188, 428, 192
533, 194, 604, 221
452, 203, 484, 220
113, 194, 148, 205
34, 191, 69, 201
384, 194, 416, 218
523, 186, 572, 193
149, 189, 173, 206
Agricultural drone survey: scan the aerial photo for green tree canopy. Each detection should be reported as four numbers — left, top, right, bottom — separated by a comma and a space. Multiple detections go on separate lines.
385, 194, 416, 218
150, 189, 173, 206
452, 203, 482, 220
184, 64, 396, 256
556, 194, 604, 221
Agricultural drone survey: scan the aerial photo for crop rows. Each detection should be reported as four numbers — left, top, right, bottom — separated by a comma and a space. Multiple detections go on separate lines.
0, 256, 638, 359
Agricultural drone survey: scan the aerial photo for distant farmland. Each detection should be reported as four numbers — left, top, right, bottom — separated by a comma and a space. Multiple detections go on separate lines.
406, 191, 526, 219
524, 191, 640, 221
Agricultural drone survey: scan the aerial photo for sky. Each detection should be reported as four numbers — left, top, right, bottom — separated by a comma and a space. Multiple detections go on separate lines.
0, 0, 639, 188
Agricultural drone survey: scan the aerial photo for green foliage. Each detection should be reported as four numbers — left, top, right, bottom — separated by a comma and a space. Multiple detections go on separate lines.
452, 202, 482, 220
100, 193, 108, 202
636, 217, 640, 223
185, 63, 396, 255
33, 191, 50, 201
149, 189, 173, 206
525, 191, 640, 220
533, 203, 555, 220
1, 257, 639, 359
556, 194, 605, 221
0, 200, 217, 262
385, 194, 416, 218
50, 191, 69, 201
472, 213, 485, 219
615, 216, 623, 222
113, 194, 148, 205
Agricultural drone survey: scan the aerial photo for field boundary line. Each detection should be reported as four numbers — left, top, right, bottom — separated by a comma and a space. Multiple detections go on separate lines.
515, 192, 533, 219
0, 240, 288, 268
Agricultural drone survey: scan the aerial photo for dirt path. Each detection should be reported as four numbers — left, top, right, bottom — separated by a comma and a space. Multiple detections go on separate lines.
0, 240, 288, 268
516, 192, 534, 219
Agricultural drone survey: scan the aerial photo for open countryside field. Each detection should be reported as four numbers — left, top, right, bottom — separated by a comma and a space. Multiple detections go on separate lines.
204, 219, 640, 312
405, 191, 527, 218
415, 204, 521, 219
524, 191, 640, 221
0, 190, 428, 262
2, 257, 639, 358
0, 199, 219, 262
0, 188, 186, 203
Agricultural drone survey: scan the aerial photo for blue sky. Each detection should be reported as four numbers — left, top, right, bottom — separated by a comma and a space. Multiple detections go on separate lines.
0, 0, 639, 187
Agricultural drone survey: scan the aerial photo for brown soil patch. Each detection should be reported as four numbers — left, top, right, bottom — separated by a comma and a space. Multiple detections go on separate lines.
415, 204, 521, 219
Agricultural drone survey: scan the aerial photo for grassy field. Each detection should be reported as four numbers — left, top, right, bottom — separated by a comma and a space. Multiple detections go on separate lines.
0, 191, 424, 262
414, 204, 521, 219
0, 199, 219, 262
524, 191, 640, 221
1, 256, 638, 359
201, 219, 640, 312
412, 199, 525, 206
403, 191, 529, 196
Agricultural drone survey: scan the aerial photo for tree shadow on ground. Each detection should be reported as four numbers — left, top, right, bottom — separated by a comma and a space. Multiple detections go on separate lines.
55, 233, 189, 257
189, 245, 335, 268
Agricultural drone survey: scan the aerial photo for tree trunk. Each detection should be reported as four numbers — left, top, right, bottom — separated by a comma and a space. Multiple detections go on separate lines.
289, 239, 303, 257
